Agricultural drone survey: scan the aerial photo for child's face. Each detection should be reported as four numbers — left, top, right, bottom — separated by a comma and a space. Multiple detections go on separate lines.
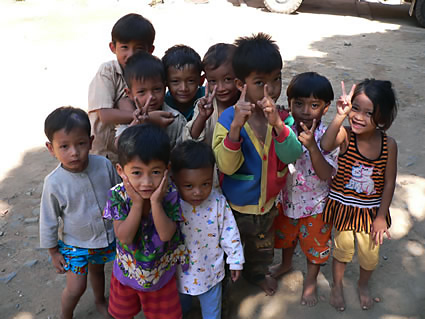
117, 158, 168, 200
166, 65, 203, 108
349, 92, 376, 134
127, 77, 165, 112
109, 40, 154, 69
238, 69, 282, 107
173, 167, 213, 207
46, 127, 93, 173
289, 95, 329, 131
205, 62, 238, 106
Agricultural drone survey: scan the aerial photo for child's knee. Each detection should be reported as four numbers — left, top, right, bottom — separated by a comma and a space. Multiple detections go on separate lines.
65, 273, 87, 297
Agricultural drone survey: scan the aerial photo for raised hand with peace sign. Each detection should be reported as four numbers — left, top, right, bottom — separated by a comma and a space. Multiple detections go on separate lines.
197, 82, 216, 120
228, 84, 255, 142
298, 119, 318, 151
257, 84, 283, 130
336, 81, 356, 118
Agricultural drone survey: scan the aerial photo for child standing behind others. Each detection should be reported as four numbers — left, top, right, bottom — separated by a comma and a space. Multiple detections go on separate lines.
162, 45, 205, 121
171, 141, 244, 319
40, 107, 120, 319
88, 13, 155, 163
270, 72, 339, 306
213, 33, 302, 295
184, 43, 239, 145
321, 79, 398, 311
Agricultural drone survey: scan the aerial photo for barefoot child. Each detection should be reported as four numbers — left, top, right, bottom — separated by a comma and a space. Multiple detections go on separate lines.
213, 33, 302, 295
270, 72, 339, 306
321, 79, 398, 311
171, 140, 244, 318
104, 123, 188, 319
40, 107, 120, 319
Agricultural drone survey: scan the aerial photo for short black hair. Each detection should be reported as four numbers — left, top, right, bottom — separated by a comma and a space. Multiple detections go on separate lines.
117, 124, 170, 167
162, 45, 203, 75
111, 13, 155, 49
170, 140, 215, 174
352, 79, 397, 131
124, 51, 165, 89
44, 106, 91, 142
202, 43, 236, 70
233, 33, 282, 81
287, 72, 334, 104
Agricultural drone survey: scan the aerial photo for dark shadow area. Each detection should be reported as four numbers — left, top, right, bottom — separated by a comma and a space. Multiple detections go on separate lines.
227, 0, 421, 28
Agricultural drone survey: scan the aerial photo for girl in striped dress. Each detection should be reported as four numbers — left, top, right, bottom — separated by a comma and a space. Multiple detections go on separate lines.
321, 79, 398, 311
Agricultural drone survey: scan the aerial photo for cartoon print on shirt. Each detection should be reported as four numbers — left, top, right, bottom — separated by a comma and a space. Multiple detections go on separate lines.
345, 163, 376, 195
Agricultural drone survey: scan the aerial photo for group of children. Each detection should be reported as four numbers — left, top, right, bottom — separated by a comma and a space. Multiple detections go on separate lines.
39, 12, 398, 319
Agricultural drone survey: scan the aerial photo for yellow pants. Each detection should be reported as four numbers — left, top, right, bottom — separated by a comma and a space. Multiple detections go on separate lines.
333, 230, 379, 271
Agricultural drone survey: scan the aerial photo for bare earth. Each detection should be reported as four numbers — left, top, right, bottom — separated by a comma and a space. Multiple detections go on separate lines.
1, 0, 424, 318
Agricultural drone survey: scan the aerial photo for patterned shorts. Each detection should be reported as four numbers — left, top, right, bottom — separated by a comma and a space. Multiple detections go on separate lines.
274, 206, 332, 264
58, 240, 116, 275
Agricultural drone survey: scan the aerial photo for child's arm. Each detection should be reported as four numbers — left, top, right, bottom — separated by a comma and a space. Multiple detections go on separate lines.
189, 84, 216, 139
371, 137, 397, 245
259, 85, 302, 164
321, 82, 355, 152
218, 198, 244, 282
299, 120, 334, 180
112, 175, 145, 246
150, 171, 177, 242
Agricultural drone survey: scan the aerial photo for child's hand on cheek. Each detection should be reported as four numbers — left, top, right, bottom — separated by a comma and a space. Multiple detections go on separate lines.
231, 269, 241, 282
122, 174, 142, 204
151, 170, 168, 204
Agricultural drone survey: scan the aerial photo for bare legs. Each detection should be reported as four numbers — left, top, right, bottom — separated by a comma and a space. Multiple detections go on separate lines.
329, 258, 346, 311
61, 264, 112, 319
358, 267, 374, 310
301, 260, 320, 306
269, 247, 294, 278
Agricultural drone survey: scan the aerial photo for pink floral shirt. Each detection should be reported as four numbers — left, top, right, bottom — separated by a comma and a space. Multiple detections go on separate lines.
279, 122, 339, 219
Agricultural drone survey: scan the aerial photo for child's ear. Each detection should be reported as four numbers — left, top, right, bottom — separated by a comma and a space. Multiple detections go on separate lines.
46, 142, 55, 157
89, 136, 94, 150
322, 102, 330, 115
235, 78, 244, 92
109, 42, 117, 54
116, 163, 124, 179
148, 45, 155, 54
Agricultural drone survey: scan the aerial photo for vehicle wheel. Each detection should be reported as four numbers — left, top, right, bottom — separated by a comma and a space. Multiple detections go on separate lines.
415, 0, 425, 27
263, 0, 303, 14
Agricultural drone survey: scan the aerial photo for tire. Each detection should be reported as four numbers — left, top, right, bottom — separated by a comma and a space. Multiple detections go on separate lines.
415, 0, 425, 27
263, 0, 303, 14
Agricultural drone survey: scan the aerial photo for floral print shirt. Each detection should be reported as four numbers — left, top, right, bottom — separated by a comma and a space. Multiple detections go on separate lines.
103, 181, 189, 292
176, 188, 244, 296
279, 122, 339, 219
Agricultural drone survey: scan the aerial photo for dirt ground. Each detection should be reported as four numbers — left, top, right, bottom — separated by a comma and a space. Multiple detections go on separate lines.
1, 0, 425, 318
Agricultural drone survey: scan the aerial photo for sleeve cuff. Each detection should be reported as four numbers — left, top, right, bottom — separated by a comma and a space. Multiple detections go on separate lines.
223, 135, 242, 151
229, 264, 244, 271
273, 124, 290, 143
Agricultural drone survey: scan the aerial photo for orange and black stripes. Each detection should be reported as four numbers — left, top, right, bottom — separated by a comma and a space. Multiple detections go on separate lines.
323, 131, 391, 233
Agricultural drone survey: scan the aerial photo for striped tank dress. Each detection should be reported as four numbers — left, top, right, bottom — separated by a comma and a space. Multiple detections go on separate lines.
323, 131, 391, 233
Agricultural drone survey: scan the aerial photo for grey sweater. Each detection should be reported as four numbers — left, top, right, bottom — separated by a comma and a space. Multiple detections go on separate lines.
39, 154, 120, 249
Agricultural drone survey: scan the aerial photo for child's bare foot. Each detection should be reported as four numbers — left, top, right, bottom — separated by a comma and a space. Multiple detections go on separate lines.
330, 284, 345, 311
269, 263, 292, 279
96, 300, 113, 319
301, 277, 318, 307
358, 282, 374, 310
257, 275, 278, 296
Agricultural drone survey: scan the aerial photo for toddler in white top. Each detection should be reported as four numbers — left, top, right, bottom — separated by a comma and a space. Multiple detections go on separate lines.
171, 140, 244, 319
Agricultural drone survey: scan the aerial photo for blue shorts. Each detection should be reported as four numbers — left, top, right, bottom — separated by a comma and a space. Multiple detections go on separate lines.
58, 240, 116, 275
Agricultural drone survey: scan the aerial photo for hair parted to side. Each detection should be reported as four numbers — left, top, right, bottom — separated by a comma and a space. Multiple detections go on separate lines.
232, 32, 282, 81
124, 51, 165, 89
44, 106, 91, 142
117, 123, 170, 167
287, 72, 334, 104
170, 140, 215, 174
202, 43, 237, 70
352, 79, 397, 131
111, 13, 155, 49
162, 45, 203, 74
